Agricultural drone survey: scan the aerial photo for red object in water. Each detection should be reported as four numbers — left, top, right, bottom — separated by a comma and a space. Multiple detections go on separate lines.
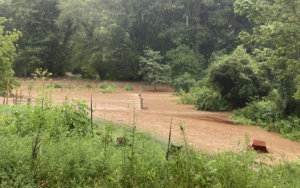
248, 140, 269, 153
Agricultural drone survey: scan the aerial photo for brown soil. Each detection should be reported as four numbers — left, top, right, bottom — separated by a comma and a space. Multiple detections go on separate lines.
12, 78, 300, 161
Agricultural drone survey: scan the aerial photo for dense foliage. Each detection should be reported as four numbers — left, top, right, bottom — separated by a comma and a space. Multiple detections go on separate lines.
0, 0, 253, 79
139, 50, 171, 91
1, 103, 300, 187
0, 18, 20, 94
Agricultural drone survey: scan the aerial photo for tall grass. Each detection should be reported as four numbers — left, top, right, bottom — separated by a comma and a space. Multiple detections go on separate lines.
1, 118, 300, 187
1, 75, 300, 187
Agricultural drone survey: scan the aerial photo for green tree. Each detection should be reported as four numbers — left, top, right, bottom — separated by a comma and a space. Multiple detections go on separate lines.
235, 0, 300, 98
207, 46, 270, 107
166, 45, 203, 78
139, 50, 171, 91
0, 17, 20, 94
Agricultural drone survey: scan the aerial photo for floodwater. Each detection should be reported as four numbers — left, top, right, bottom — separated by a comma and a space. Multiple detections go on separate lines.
13, 78, 300, 161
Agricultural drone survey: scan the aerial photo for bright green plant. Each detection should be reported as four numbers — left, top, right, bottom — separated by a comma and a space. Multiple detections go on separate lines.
28, 79, 34, 98
193, 87, 231, 111
54, 82, 62, 88
101, 83, 117, 93
178, 89, 198, 105
172, 73, 197, 93
124, 83, 133, 91
99, 82, 108, 89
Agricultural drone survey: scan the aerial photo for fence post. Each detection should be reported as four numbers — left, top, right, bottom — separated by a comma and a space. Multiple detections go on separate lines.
6, 80, 9, 104
16, 90, 18, 105
20, 91, 22, 104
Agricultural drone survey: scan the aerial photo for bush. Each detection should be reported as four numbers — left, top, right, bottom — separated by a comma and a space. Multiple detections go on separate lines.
101, 84, 117, 93
233, 90, 284, 122
95, 74, 100, 80
231, 89, 300, 138
178, 89, 197, 105
193, 87, 231, 111
84, 83, 93, 89
65, 83, 74, 89
45, 83, 53, 89
172, 73, 197, 93
54, 82, 62, 88
0, 99, 91, 137
99, 82, 108, 89
71, 75, 82, 80
124, 83, 133, 91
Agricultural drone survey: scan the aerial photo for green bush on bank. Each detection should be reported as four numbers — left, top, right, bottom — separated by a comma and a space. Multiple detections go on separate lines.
101, 83, 117, 93
124, 83, 133, 91
178, 87, 231, 111
99, 82, 108, 89
232, 90, 300, 141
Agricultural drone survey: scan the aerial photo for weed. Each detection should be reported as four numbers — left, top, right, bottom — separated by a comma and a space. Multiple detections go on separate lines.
99, 82, 108, 89
101, 83, 117, 93
65, 83, 75, 89
124, 83, 133, 91
71, 75, 82, 80
54, 82, 62, 88
84, 83, 93, 89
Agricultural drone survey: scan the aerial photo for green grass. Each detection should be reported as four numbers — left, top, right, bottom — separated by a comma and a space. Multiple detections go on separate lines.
0, 104, 11, 114
1, 102, 300, 187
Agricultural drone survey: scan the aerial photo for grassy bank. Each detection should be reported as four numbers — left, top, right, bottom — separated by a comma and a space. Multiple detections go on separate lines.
0, 104, 11, 114
0, 102, 300, 187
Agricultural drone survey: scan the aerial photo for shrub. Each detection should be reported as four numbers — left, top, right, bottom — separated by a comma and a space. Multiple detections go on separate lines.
84, 83, 93, 89
0, 99, 91, 137
65, 83, 74, 89
101, 87, 115, 94
178, 89, 197, 105
193, 87, 231, 111
95, 74, 100, 80
231, 89, 300, 138
76, 86, 84, 91
124, 83, 133, 91
233, 90, 284, 122
54, 82, 62, 88
172, 73, 197, 93
71, 75, 82, 80
99, 82, 108, 89
45, 83, 53, 89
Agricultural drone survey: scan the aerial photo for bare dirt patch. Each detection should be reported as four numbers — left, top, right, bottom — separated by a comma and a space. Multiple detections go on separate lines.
15, 78, 300, 161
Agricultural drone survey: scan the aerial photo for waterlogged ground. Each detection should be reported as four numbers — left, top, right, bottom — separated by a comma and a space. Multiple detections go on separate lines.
11, 78, 300, 161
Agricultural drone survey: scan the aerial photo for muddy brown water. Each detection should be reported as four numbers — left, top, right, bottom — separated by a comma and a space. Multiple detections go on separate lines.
12, 79, 300, 161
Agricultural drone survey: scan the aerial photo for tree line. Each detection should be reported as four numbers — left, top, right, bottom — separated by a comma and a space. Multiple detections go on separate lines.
0, 0, 252, 80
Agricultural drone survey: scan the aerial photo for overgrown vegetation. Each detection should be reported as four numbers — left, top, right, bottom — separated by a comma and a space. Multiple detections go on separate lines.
99, 82, 108, 89
124, 83, 133, 91
1, 101, 300, 187
1, 70, 300, 187
101, 83, 117, 93
54, 82, 62, 88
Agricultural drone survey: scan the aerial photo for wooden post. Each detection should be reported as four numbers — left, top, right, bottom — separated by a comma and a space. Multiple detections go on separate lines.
20, 91, 22, 104
16, 90, 18, 105
6, 80, 9, 104
91, 94, 93, 137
